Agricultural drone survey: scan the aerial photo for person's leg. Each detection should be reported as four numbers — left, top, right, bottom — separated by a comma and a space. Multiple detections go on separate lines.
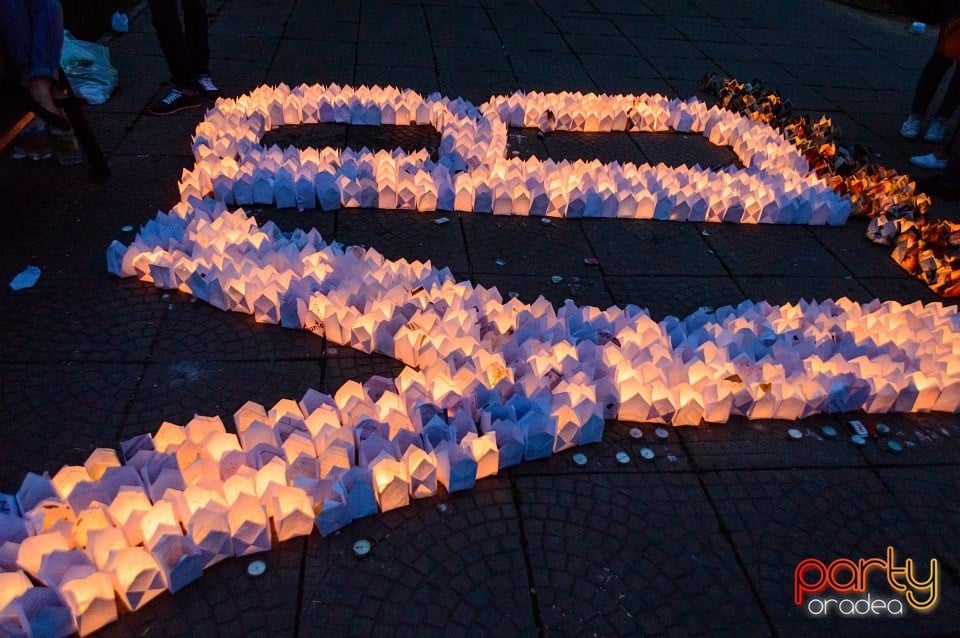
0, 0, 31, 70
22, 0, 64, 117
934, 65, 960, 119
146, 0, 204, 114
903, 48, 954, 138
23, 0, 63, 80
912, 49, 954, 116
147, 0, 195, 87
181, 0, 210, 77
181, 0, 221, 101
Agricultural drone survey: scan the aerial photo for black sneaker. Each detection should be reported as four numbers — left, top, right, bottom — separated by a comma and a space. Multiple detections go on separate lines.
147, 87, 201, 115
195, 75, 223, 103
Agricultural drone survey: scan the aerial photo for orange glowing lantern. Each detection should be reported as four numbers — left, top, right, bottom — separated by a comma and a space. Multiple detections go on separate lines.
228, 492, 271, 556
104, 546, 166, 611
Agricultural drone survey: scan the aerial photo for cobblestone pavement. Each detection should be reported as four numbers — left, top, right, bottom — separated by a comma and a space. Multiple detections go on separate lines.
2, 0, 959, 636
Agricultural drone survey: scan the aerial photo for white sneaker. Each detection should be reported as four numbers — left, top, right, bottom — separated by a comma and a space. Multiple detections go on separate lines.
900, 114, 922, 139
924, 118, 947, 143
909, 153, 947, 170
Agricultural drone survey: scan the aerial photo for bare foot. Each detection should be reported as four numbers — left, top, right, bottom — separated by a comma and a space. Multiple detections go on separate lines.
27, 76, 64, 118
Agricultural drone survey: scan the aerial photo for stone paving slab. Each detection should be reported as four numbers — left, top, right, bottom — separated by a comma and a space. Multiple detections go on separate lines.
0, 274, 163, 363
677, 415, 872, 471
872, 466, 960, 575
114, 111, 201, 157
336, 209, 471, 274
543, 131, 649, 166
0, 363, 141, 488
632, 131, 741, 168
462, 215, 598, 278
857, 412, 960, 467
97, 537, 305, 638
145, 291, 327, 363
460, 272, 615, 311
0, 156, 92, 212
75, 155, 195, 222
265, 40, 357, 87
700, 225, 852, 278
516, 472, 771, 636
807, 222, 909, 279
701, 467, 960, 637
0, 202, 112, 276
119, 359, 325, 441
94, 53, 171, 115
298, 478, 537, 637
72, 111, 132, 157
583, 219, 726, 277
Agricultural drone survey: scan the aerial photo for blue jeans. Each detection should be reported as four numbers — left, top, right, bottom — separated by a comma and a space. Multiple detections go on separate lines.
0, 0, 63, 80
147, 0, 210, 88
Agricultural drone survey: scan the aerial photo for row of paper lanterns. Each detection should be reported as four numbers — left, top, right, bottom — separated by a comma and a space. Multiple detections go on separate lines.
181, 146, 848, 224
108, 199, 960, 423
186, 84, 850, 225
0, 376, 516, 636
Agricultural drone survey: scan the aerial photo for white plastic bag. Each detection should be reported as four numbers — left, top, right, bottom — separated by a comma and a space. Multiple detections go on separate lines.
60, 31, 118, 105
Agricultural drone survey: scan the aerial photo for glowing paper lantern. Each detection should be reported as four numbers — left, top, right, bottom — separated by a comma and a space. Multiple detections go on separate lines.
262, 484, 314, 541
51, 466, 91, 502
222, 466, 258, 506
0, 571, 33, 618
370, 454, 409, 512
433, 440, 477, 493
10, 586, 77, 638
59, 569, 117, 636
164, 484, 227, 528
228, 493, 271, 556
71, 506, 111, 549
139, 452, 184, 503
339, 467, 378, 521
81, 450, 119, 483
186, 503, 233, 567
150, 532, 205, 593
153, 421, 187, 454
462, 431, 499, 480
402, 446, 438, 499
37, 549, 117, 636
16, 532, 73, 580
103, 546, 166, 612
16, 472, 60, 518
313, 485, 351, 537
139, 501, 181, 551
